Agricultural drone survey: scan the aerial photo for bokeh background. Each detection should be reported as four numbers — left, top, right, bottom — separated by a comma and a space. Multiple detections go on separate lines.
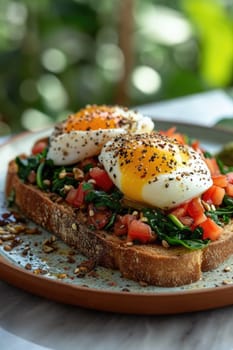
1, 0, 233, 135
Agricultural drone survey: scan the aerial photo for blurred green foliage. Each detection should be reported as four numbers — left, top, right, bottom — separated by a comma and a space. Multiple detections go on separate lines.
0, 0, 233, 135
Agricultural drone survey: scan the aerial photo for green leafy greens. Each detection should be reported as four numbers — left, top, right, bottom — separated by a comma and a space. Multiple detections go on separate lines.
51, 166, 78, 197
207, 195, 233, 225
15, 150, 79, 197
142, 208, 209, 250
85, 189, 123, 211
15, 148, 48, 181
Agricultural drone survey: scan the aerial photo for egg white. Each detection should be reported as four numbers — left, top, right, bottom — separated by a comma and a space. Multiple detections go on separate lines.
99, 133, 213, 210
47, 106, 154, 165
47, 129, 126, 166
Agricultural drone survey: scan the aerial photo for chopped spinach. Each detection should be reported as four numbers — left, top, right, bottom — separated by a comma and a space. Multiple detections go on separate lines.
36, 162, 46, 189
82, 163, 94, 173
104, 213, 117, 230
16, 150, 79, 197
142, 208, 209, 250
16, 156, 40, 181
15, 148, 48, 182
203, 151, 213, 159
85, 189, 123, 211
51, 166, 79, 197
207, 195, 233, 225
216, 158, 233, 174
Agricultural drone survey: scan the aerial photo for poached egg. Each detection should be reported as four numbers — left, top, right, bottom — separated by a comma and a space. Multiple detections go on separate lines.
99, 132, 213, 210
47, 105, 154, 165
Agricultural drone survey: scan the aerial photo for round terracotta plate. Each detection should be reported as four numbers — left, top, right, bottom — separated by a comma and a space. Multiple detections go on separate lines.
1, 121, 233, 315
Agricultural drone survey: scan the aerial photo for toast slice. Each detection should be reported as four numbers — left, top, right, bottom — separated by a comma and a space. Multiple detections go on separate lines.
5, 160, 233, 287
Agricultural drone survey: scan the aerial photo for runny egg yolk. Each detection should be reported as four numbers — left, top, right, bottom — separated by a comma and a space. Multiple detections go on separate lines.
99, 132, 213, 209
118, 136, 189, 203
64, 105, 121, 132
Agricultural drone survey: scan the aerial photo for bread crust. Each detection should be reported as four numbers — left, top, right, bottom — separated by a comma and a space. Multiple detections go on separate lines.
5, 160, 233, 287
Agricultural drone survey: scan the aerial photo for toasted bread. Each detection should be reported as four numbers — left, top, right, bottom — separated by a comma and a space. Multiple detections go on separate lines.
5, 159, 233, 287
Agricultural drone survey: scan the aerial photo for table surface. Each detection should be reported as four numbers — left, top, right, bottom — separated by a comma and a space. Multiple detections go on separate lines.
1, 90, 233, 350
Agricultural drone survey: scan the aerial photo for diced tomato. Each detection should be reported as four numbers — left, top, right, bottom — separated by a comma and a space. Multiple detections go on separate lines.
227, 172, 233, 184
121, 214, 137, 227
173, 133, 185, 145
204, 158, 220, 176
202, 185, 225, 206
65, 188, 77, 204
187, 197, 206, 225
73, 183, 86, 207
160, 127, 176, 137
199, 218, 223, 241
65, 182, 86, 207
202, 186, 215, 204
191, 140, 202, 153
88, 205, 112, 229
170, 202, 189, 219
159, 127, 185, 144
212, 174, 228, 188
127, 219, 154, 244
214, 187, 225, 205
170, 202, 194, 227
89, 167, 114, 192
113, 214, 137, 236
113, 216, 127, 236
226, 183, 233, 197
89, 211, 110, 229
31, 140, 48, 155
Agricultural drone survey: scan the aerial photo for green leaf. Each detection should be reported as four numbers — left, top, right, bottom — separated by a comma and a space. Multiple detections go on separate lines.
36, 162, 45, 189
217, 146, 233, 168
167, 214, 185, 229
16, 156, 40, 181
85, 189, 123, 211
104, 213, 116, 230
164, 235, 209, 250
142, 208, 208, 250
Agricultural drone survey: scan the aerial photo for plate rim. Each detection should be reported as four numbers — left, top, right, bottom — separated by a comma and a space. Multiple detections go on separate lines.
1, 254, 233, 315
1, 121, 233, 315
